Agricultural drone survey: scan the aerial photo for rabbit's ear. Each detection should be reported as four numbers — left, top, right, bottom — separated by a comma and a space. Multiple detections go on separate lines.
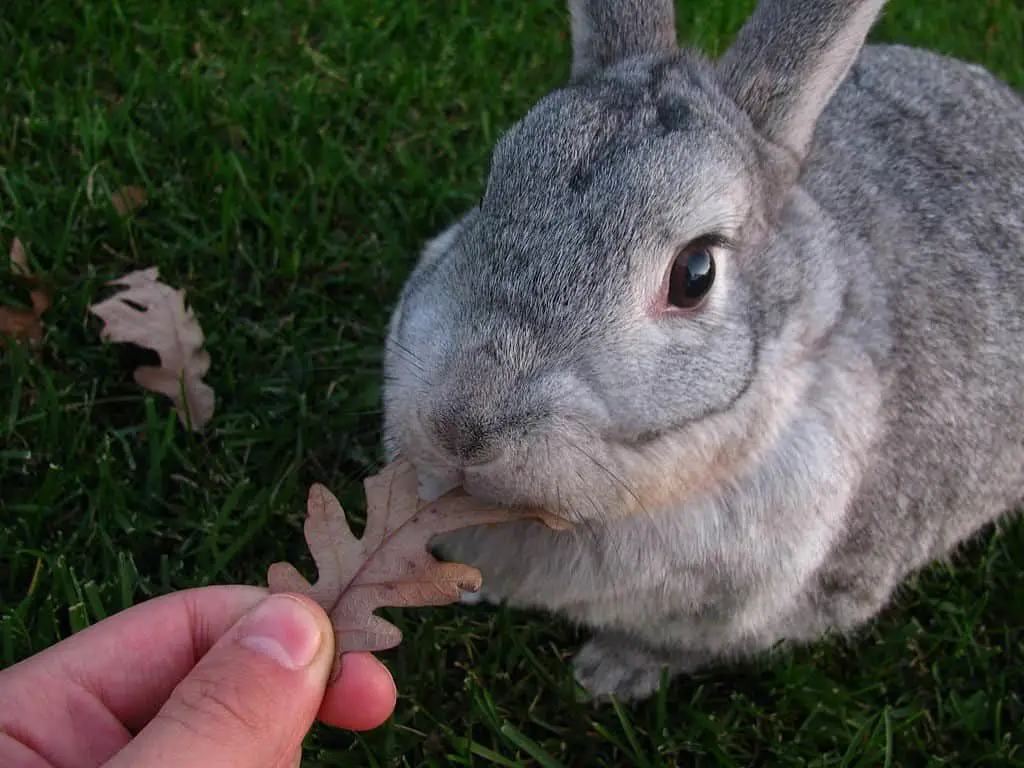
718, 0, 887, 162
568, 0, 678, 81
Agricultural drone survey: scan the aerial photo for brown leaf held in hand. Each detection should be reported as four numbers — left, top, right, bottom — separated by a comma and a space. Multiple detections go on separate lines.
88, 267, 215, 430
0, 238, 52, 349
268, 457, 570, 671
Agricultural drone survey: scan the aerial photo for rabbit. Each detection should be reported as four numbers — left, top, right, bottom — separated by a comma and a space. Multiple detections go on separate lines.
380, 0, 1024, 702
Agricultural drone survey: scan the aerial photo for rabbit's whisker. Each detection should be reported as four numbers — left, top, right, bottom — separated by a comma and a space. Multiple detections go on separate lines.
564, 439, 649, 520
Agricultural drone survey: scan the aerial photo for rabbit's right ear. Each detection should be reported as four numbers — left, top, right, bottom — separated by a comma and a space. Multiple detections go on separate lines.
718, 0, 888, 164
568, 0, 678, 82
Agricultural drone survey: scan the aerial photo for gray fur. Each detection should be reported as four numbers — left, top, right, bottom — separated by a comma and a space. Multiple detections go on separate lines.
719, 0, 888, 161
382, 0, 1024, 701
568, 0, 677, 81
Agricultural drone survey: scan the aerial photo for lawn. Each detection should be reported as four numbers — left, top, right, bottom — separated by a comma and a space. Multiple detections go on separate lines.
2, 0, 1023, 764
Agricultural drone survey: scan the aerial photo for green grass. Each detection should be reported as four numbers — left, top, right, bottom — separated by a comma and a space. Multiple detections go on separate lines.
2, 0, 1023, 764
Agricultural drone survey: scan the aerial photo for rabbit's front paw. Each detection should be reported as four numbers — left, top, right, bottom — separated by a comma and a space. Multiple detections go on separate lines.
572, 634, 672, 702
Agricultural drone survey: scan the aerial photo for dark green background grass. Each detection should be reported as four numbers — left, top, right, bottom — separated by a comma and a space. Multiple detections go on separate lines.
2, 1, 1022, 764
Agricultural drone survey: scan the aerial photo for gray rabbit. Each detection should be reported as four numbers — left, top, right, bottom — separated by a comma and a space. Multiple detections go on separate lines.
381, 0, 1024, 701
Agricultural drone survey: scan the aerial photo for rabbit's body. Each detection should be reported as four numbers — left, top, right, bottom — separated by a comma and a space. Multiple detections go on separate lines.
382, 1, 1024, 700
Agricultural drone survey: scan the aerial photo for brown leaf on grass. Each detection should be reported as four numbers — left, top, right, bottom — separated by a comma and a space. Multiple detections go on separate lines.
268, 457, 571, 674
88, 267, 215, 430
111, 185, 147, 217
0, 238, 52, 349
9, 237, 28, 273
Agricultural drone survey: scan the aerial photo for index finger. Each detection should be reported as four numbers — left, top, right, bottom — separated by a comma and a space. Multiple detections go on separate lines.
6, 585, 268, 732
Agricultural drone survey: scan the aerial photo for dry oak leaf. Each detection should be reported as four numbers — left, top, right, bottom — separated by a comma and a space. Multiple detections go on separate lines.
111, 185, 147, 217
0, 238, 52, 349
268, 457, 570, 673
88, 267, 215, 431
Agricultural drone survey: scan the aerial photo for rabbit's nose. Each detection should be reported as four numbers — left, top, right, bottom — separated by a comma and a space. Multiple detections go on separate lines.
428, 403, 504, 466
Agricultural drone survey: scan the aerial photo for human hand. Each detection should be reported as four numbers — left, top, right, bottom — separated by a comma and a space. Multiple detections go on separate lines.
0, 585, 397, 767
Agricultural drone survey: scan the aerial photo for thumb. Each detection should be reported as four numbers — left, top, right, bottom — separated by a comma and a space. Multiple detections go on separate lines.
106, 593, 334, 768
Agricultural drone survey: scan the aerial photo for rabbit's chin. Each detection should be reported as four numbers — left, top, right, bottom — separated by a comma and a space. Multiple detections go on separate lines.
416, 469, 462, 503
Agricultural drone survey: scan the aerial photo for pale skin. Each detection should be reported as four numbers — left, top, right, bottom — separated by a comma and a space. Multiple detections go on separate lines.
0, 586, 398, 767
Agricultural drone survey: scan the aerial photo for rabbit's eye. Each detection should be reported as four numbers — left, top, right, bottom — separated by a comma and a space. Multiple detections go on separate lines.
668, 247, 715, 309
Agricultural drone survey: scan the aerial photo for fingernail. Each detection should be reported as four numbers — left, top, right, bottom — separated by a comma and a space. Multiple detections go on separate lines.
237, 594, 324, 670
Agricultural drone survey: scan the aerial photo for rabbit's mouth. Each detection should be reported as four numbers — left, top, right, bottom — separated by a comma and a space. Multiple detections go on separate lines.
412, 460, 508, 505
416, 466, 462, 503
415, 462, 574, 528
418, 463, 519, 512
396, 386, 656, 524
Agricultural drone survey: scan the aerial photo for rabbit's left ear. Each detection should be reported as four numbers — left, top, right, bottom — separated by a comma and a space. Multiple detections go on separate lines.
568, 0, 678, 82
718, 0, 888, 163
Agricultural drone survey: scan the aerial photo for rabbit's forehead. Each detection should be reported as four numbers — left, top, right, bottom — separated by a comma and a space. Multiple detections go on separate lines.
446, 85, 752, 323
406, 73, 757, 348
482, 83, 752, 241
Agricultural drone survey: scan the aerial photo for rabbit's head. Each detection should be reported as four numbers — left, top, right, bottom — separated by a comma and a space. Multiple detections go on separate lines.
383, 0, 887, 522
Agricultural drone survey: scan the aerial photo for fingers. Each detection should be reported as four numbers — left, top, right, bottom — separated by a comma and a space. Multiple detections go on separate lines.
13, 586, 268, 732
317, 652, 397, 732
0, 586, 399, 768
104, 593, 334, 768
0, 586, 268, 767
0, 731, 52, 768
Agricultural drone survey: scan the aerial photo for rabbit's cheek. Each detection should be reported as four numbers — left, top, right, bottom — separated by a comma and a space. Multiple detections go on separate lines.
607, 430, 754, 516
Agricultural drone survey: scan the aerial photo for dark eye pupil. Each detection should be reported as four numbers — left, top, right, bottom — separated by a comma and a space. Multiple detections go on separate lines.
668, 249, 715, 308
